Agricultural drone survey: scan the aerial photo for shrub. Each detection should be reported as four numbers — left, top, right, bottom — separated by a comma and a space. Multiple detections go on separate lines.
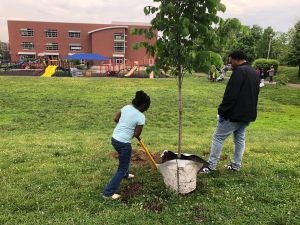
275, 74, 289, 85
252, 58, 279, 74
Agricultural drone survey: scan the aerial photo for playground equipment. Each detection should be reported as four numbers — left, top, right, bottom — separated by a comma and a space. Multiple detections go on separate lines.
137, 137, 208, 194
124, 66, 138, 77
41, 65, 58, 77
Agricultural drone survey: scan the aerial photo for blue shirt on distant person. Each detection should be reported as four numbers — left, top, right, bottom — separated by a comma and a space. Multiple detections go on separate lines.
112, 105, 145, 143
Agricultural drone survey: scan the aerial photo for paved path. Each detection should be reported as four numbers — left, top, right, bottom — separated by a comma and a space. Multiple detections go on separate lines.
287, 83, 300, 89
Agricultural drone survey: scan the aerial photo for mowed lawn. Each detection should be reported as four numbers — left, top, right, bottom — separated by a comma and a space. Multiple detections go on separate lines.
0, 76, 299, 225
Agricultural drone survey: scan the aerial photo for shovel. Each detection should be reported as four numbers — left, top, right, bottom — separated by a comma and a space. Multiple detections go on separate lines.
136, 137, 158, 169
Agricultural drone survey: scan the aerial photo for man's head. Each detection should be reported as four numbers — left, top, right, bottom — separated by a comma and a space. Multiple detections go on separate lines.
229, 50, 247, 69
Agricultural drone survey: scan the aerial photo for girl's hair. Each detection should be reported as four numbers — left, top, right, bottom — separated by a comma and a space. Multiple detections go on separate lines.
132, 90, 151, 111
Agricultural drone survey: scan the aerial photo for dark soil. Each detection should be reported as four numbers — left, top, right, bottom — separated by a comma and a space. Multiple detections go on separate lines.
121, 182, 144, 203
192, 204, 205, 223
143, 200, 164, 213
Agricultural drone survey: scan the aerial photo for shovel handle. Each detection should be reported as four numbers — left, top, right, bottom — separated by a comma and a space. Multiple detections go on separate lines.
136, 137, 158, 169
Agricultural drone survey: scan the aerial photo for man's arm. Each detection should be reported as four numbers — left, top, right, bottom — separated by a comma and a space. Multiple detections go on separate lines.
218, 69, 244, 118
114, 111, 121, 123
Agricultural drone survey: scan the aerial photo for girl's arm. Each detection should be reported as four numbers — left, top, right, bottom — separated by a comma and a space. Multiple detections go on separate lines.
134, 125, 144, 138
114, 111, 121, 123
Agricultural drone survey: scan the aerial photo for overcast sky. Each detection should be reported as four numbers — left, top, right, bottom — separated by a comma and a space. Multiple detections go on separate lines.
0, 0, 299, 42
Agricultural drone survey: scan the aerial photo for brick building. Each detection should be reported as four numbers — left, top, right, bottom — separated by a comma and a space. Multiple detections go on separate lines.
7, 20, 156, 64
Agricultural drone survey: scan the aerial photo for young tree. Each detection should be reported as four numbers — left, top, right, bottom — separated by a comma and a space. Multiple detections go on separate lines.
133, 0, 225, 157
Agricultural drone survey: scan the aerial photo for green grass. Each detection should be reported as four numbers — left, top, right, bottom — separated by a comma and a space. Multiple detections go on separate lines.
276, 66, 300, 84
0, 76, 299, 225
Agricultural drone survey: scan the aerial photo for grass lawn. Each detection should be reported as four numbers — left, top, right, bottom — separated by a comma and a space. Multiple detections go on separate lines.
0, 76, 299, 225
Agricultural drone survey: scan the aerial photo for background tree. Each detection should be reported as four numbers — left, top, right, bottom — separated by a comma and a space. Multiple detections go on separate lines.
213, 18, 242, 60
271, 32, 290, 64
257, 26, 275, 58
287, 20, 300, 78
133, 0, 225, 157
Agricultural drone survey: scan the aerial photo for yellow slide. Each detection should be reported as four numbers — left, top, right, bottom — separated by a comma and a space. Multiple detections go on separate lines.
41, 65, 58, 77
124, 66, 138, 77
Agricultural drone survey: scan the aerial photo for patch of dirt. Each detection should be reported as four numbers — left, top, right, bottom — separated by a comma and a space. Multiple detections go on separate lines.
220, 154, 229, 161
192, 204, 205, 223
121, 182, 144, 203
202, 151, 210, 157
143, 200, 164, 213
111, 149, 162, 165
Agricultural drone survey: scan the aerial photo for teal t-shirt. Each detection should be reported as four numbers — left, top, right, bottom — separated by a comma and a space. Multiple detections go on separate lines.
112, 105, 145, 143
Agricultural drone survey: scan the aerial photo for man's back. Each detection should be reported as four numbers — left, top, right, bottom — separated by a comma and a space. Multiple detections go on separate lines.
218, 62, 260, 122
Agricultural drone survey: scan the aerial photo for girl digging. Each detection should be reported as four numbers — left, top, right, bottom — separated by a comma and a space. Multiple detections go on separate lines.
103, 91, 151, 200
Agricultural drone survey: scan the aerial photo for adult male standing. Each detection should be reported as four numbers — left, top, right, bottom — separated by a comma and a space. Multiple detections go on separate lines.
201, 50, 260, 173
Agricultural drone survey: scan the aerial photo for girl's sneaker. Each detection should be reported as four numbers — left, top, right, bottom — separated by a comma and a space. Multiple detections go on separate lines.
128, 174, 135, 179
103, 193, 121, 200
111, 194, 121, 200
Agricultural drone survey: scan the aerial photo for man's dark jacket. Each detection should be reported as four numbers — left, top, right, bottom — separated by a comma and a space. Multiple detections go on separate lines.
218, 62, 260, 122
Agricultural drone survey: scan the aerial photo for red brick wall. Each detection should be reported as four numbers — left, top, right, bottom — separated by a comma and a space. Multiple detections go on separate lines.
7, 20, 156, 63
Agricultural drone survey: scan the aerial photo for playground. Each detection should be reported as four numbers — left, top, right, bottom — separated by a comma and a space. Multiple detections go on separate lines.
0, 75, 299, 224
0, 54, 162, 78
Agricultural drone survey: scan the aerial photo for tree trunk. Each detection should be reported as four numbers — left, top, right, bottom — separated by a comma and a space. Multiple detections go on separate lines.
178, 70, 183, 158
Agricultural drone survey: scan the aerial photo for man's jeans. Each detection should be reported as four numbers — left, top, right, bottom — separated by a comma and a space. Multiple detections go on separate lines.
208, 117, 249, 170
103, 138, 132, 196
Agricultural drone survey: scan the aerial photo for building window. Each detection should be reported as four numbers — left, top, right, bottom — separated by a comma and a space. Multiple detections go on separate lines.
21, 42, 34, 50
69, 43, 81, 51
69, 31, 80, 38
114, 42, 125, 53
46, 43, 58, 51
20, 28, 34, 37
45, 29, 58, 38
114, 33, 125, 41
114, 57, 124, 64
114, 33, 125, 53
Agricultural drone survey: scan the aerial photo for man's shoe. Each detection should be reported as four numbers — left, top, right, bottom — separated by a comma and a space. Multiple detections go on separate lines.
224, 163, 240, 171
199, 166, 214, 174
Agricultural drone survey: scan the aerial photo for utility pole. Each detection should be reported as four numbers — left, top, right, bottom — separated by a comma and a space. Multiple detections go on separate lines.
267, 36, 272, 59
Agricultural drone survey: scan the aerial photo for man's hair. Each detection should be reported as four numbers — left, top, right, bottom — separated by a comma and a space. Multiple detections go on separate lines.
132, 90, 151, 111
229, 50, 247, 60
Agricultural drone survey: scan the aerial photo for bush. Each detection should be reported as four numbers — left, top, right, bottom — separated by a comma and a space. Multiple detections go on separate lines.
276, 66, 299, 84
275, 74, 289, 85
252, 58, 279, 74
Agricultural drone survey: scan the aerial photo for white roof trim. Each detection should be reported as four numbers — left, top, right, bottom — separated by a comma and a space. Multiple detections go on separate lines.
18, 52, 36, 55
113, 54, 125, 58
88, 26, 128, 34
43, 52, 60, 56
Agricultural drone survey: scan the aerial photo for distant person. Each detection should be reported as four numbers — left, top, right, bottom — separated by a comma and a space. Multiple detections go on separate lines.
103, 91, 151, 200
200, 50, 260, 173
267, 65, 275, 83
210, 65, 217, 82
